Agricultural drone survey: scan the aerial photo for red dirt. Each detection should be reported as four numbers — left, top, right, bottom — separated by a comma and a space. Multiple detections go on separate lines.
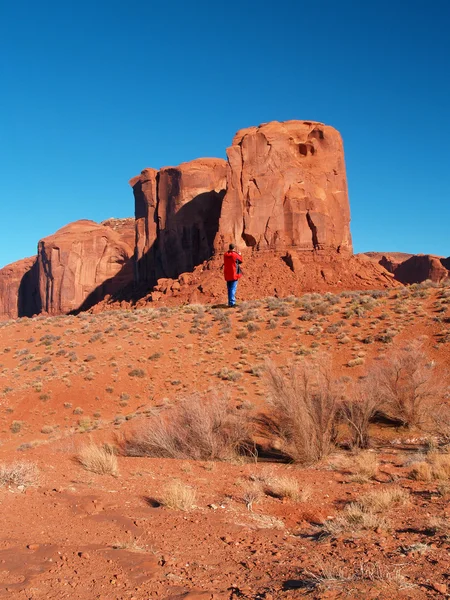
1, 284, 450, 599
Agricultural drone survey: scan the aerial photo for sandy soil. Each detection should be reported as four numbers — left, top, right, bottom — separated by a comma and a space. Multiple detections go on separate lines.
1, 284, 450, 599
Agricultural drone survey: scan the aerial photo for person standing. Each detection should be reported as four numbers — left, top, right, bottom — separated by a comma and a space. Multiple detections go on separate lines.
223, 243, 243, 307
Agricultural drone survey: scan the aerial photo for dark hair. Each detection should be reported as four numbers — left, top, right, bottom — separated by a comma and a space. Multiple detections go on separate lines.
229, 243, 235, 251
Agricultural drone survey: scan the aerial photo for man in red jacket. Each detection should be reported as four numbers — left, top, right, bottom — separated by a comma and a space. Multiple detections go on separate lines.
223, 243, 243, 307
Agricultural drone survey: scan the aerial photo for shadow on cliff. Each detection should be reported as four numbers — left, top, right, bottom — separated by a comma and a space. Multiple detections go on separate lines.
71, 189, 225, 314
17, 260, 41, 318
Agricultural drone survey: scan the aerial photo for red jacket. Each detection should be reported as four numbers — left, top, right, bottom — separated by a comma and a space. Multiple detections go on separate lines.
223, 251, 243, 281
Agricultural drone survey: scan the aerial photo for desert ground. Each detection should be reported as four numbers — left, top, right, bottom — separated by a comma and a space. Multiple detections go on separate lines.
1, 283, 450, 599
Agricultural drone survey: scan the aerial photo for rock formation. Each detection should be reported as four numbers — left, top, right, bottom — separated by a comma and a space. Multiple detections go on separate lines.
0, 257, 39, 319
2, 119, 409, 319
130, 158, 227, 284
363, 252, 450, 284
215, 120, 352, 254
0, 219, 135, 318
36, 219, 135, 314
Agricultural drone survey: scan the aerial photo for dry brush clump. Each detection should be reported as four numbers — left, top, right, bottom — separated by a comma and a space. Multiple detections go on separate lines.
322, 486, 410, 537
348, 451, 379, 483
160, 480, 197, 511
264, 357, 341, 464
120, 392, 252, 461
410, 452, 450, 481
0, 461, 39, 488
76, 443, 119, 476
340, 377, 380, 449
372, 342, 447, 428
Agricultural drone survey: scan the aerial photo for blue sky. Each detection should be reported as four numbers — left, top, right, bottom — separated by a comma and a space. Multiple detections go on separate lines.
1, 0, 449, 268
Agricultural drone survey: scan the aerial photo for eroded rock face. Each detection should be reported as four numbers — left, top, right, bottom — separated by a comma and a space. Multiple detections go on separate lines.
363, 252, 450, 284
0, 257, 39, 319
130, 158, 227, 283
215, 120, 352, 254
36, 219, 135, 314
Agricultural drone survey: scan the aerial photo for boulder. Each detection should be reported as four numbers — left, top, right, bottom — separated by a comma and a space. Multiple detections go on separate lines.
36, 219, 135, 314
215, 120, 352, 254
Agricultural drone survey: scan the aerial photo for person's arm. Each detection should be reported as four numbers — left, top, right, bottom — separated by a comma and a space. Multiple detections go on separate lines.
234, 251, 243, 264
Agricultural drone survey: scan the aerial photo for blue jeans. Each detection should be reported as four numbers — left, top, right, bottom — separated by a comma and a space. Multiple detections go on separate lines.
227, 280, 238, 306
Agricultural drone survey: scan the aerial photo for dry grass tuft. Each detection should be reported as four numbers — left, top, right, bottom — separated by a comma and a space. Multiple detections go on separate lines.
322, 502, 390, 536
76, 443, 119, 476
410, 452, 450, 481
427, 517, 450, 538
120, 392, 251, 461
262, 475, 310, 502
0, 461, 39, 488
302, 559, 412, 591
160, 480, 197, 511
348, 451, 379, 483
358, 486, 410, 512
264, 356, 341, 464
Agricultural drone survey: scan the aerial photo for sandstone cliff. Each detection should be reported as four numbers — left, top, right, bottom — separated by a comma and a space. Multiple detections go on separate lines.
36, 219, 135, 314
0, 257, 39, 319
216, 120, 352, 254
130, 158, 227, 284
0, 219, 135, 318
363, 252, 450, 284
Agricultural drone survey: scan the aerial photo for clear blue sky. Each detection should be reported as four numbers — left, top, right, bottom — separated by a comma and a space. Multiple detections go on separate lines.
1, 0, 449, 268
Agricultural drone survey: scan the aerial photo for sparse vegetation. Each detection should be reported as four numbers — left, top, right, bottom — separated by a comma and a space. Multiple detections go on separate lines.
160, 480, 196, 511
0, 461, 39, 488
76, 443, 119, 476
264, 357, 341, 464
120, 393, 252, 461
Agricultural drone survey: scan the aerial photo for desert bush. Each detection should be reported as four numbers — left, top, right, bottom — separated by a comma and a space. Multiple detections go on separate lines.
76, 443, 119, 476
264, 357, 341, 464
340, 378, 380, 448
0, 461, 39, 487
119, 392, 252, 461
372, 343, 447, 428
160, 480, 196, 511
240, 480, 264, 510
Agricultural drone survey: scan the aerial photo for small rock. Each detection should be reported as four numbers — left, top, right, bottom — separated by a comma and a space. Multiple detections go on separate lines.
27, 544, 40, 551
432, 583, 447, 595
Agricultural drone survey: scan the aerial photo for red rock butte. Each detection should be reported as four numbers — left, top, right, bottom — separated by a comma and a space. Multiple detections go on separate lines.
216, 120, 352, 254
1, 119, 447, 319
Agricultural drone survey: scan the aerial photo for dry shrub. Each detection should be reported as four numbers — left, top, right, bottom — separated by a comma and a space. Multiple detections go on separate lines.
429, 404, 450, 446
322, 502, 390, 537
427, 517, 450, 538
265, 357, 341, 464
160, 480, 196, 511
76, 443, 119, 476
263, 475, 310, 502
348, 451, 379, 483
341, 377, 380, 448
0, 461, 39, 487
120, 392, 251, 461
373, 343, 446, 428
358, 486, 410, 512
241, 480, 264, 510
410, 452, 450, 481
303, 559, 411, 590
